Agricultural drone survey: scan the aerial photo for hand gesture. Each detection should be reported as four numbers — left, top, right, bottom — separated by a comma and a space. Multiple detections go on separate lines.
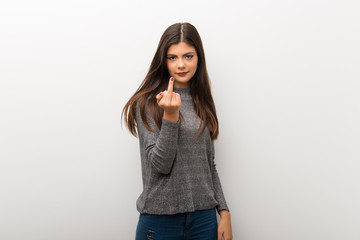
156, 77, 181, 122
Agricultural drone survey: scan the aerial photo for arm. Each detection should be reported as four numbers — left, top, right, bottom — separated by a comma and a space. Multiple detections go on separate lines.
210, 141, 229, 212
136, 110, 180, 174
136, 77, 181, 175
211, 141, 233, 240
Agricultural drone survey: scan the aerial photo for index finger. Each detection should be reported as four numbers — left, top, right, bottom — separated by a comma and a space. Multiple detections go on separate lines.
167, 77, 174, 93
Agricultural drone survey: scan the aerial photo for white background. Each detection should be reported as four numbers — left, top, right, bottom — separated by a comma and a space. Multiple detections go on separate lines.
1, 0, 359, 239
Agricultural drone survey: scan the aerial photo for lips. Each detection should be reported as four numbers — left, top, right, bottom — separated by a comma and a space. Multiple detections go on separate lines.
176, 72, 189, 76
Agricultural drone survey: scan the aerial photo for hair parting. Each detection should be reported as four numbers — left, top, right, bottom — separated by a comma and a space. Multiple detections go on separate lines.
180, 24, 184, 42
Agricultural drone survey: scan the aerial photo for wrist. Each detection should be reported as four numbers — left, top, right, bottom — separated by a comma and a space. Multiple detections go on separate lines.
163, 112, 179, 123
219, 210, 231, 219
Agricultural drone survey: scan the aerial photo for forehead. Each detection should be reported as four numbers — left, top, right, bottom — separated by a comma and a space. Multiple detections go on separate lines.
167, 42, 196, 54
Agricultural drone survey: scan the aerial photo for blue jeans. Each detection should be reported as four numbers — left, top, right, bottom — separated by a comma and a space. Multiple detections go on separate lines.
135, 208, 218, 240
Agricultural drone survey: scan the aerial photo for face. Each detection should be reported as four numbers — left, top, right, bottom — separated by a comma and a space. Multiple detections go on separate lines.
166, 42, 198, 88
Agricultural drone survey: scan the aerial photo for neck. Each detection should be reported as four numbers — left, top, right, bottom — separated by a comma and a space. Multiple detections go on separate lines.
174, 82, 190, 88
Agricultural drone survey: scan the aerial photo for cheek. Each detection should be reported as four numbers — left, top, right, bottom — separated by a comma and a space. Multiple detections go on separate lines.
167, 62, 175, 72
191, 60, 198, 71
192, 57, 198, 68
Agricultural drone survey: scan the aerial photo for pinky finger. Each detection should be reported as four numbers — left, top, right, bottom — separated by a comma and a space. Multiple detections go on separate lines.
156, 92, 163, 101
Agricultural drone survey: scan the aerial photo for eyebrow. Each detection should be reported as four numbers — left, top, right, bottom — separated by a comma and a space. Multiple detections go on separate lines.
167, 52, 196, 56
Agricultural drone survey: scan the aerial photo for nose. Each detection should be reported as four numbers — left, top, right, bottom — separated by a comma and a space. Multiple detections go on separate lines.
177, 58, 185, 70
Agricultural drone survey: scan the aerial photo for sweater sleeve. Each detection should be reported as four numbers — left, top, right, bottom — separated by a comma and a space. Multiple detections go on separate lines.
211, 141, 230, 213
135, 105, 180, 175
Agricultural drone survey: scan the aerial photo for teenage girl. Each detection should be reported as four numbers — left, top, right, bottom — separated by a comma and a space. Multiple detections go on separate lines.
122, 22, 233, 240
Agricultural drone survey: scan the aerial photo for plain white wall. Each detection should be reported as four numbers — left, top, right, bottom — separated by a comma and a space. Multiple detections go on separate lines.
1, 0, 359, 239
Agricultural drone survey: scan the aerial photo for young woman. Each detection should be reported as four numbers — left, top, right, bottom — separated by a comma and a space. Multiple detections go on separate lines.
122, 22, 232, 240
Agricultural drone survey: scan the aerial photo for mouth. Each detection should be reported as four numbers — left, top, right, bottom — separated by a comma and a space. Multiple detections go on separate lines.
176, 72, 189, 77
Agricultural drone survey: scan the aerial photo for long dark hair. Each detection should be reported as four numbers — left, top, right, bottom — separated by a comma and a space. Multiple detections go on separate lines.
122, 22, 219, 140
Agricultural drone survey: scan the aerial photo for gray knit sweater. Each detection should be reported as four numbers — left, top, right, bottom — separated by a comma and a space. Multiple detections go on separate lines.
135, 87, 229, 215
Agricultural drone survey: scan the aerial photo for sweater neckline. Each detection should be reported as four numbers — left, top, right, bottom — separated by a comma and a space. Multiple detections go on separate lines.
174, 87, 191, 92
173, 87, 192, 99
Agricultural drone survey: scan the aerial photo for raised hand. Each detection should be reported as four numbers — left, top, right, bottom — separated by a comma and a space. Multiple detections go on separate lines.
156, 77, 181, 122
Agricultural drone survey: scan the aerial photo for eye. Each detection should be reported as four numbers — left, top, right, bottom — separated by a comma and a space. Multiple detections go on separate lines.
185, 55, 194, 59
168, 56, 176, 60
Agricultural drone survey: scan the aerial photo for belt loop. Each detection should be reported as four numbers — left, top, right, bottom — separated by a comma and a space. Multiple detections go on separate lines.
185, 211, 192, 227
